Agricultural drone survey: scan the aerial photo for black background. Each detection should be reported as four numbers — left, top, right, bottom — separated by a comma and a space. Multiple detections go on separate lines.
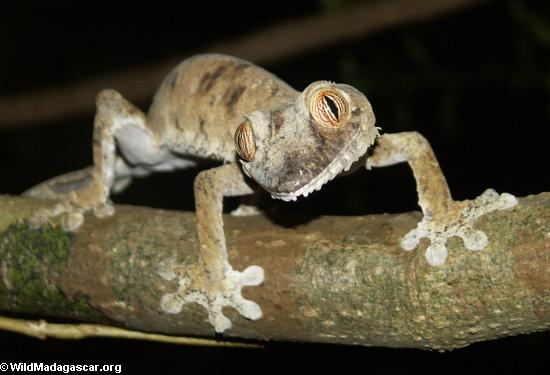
0, 1, 548, 373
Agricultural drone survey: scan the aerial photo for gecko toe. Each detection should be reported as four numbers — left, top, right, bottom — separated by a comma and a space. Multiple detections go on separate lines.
28, 203, 84, 231
211, 312, 232, 334
478, 188, 499, 203
461, 229, 488, 251
401, 228, 421, 251
160, 292, 184, 314
236, 300, 263, 320
499, 192, 519, 208
474, 189, 518, 212
425, 241, 448, 266
62, 211, 85, 231
93, 202, 115, 218
240, 265, 265, 286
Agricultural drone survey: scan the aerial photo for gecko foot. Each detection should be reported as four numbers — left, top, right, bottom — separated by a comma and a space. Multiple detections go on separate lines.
160, 264, 264, 333
24, 167, 114, 231
401, 188, 518, 266
230, 204, 262, 216
28, 203, 84, 231
27, 201, 114, 231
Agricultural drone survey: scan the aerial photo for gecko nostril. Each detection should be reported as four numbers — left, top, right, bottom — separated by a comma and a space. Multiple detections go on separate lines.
234, 120, 256, 162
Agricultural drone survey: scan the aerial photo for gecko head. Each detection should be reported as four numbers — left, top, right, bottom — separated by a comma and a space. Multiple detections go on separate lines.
234, 80, 378, 201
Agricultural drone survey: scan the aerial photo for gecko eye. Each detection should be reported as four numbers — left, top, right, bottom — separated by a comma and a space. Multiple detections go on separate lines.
309, 89, 350, 128
234, 120, 256, 162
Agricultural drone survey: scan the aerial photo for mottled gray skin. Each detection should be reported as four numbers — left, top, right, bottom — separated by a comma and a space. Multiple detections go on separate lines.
24, 54, 517, 333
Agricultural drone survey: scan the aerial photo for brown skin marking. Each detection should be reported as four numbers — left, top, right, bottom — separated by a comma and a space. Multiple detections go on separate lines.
271, 110, 285, 134
199, 63, 248, 100
199, 64, 229, 92
270, 86, 279, 98
199, 72, 212, 92
225, 85, 246, 114
175, 117, 183, 131
168, 69, 179, 90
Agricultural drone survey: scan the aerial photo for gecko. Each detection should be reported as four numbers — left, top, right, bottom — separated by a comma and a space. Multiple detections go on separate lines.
24, 54, 517, 333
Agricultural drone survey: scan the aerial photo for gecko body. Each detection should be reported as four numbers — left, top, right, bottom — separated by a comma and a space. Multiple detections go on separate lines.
25, 54, 517, 333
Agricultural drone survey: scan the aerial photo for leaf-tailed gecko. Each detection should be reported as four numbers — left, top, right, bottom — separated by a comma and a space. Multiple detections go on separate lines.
24, 54, 517, 333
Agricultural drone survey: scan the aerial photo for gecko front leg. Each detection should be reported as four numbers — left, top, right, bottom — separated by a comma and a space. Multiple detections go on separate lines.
367, 132, 517, 266
160, 163, 264, 333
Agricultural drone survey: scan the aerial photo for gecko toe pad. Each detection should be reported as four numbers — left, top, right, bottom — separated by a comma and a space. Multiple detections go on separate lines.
425, 239, 448, 267
401, 189, 517, 266
159, 263, 264, 333
28, 203, 85, 231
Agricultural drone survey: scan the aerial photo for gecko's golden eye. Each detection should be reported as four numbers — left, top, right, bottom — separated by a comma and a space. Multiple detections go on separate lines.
309, 89, 350, 128
234, 120, 256, 162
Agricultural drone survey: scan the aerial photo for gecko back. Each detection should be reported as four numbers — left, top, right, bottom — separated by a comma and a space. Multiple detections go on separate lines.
146, 54, 298, 162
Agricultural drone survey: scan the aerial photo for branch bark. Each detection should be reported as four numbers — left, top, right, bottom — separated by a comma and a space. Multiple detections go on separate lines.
0, 193, 548, 350
0, 0, 487, 128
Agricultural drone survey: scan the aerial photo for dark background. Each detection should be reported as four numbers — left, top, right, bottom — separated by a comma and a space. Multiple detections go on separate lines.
0, 1, 548, 373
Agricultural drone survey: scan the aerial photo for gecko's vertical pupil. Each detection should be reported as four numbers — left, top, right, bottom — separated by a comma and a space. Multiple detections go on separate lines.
324, 95, 339, 120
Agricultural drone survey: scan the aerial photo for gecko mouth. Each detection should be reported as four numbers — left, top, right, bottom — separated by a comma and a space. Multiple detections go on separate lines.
269, 133, 376, 202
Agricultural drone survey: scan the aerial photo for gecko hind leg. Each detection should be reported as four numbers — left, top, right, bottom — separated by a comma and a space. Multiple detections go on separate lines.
367, 132, 517, 266
24, 89, 166, 231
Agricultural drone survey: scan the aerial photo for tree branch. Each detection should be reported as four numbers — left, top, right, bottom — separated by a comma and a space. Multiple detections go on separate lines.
0, 192, 548, 350
0, 0, 487, 128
